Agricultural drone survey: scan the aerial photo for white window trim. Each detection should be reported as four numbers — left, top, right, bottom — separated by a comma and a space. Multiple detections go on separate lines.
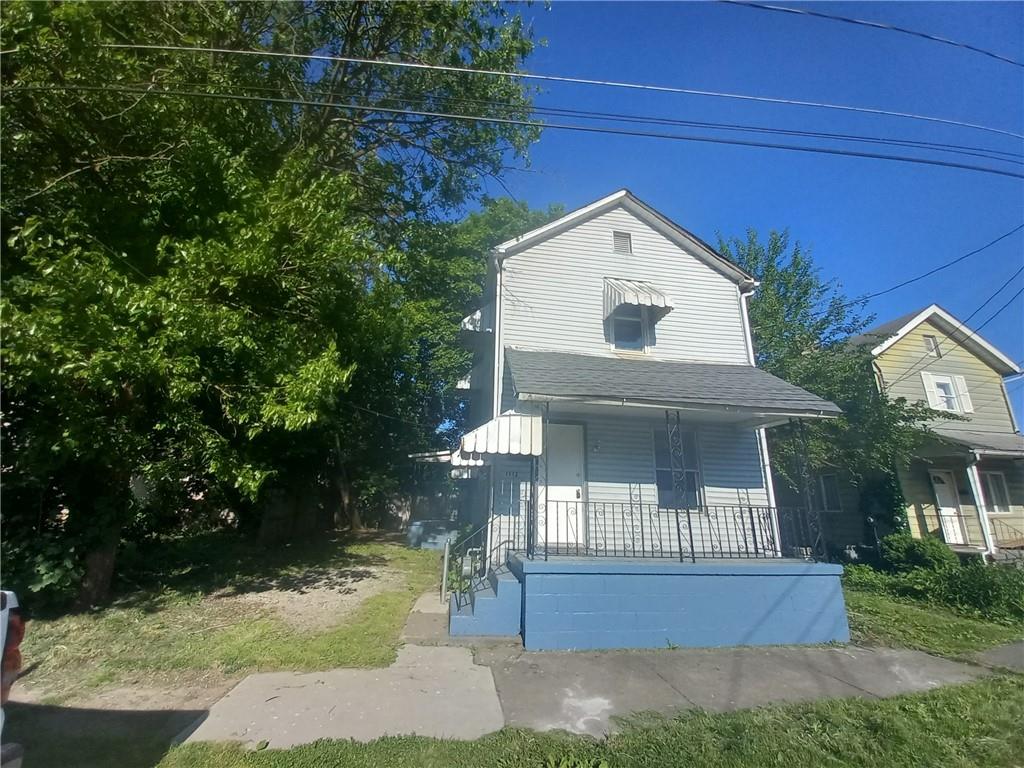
981, 470, 1012, 515
923, 334, 941, 358
609, 305, 650, 353
817, 473, 843, 512
652, 427, 704, 511
923, 372, 962, 412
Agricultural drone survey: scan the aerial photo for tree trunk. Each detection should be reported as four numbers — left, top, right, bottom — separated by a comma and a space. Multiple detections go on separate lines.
333, 434, 362, 530
74, 522, 122, 610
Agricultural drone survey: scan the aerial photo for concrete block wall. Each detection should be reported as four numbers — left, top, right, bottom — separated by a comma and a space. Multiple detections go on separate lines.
510, 555, 850, 651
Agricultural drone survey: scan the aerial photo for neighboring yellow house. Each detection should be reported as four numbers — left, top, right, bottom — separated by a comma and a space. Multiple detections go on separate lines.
852, 304, 1024, 559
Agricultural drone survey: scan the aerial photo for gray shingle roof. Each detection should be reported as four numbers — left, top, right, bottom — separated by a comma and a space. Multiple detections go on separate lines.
930, 426, 1024, 455
848, 307, 931, 349
505, 348, 842, 416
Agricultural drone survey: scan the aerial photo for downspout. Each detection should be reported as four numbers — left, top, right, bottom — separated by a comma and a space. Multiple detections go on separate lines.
740, 288, 777, 511
491, 250, 504, 420
965, 453, 996, 559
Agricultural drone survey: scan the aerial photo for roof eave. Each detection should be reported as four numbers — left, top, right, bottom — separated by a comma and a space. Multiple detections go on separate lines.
516, 392, 841, 419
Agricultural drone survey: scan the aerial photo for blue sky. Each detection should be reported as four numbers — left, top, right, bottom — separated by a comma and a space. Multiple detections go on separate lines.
484, 1, 1023, 419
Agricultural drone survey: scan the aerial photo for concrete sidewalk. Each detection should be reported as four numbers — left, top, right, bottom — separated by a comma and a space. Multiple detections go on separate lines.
184, 592, 993, 747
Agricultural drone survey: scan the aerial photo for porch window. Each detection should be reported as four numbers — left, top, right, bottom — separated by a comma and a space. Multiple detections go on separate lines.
611, 304, 646, 351
981, 471, 1011, 514
817, 474, 842, 511
653, 428, 701, 508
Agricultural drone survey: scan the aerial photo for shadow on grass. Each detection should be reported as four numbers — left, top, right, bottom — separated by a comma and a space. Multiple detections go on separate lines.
3, 699, 206, 768
33, 530, 405, 619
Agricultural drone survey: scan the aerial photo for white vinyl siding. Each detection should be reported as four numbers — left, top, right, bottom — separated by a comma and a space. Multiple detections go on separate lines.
500, 206, 750, 364
582, 415, 768, 508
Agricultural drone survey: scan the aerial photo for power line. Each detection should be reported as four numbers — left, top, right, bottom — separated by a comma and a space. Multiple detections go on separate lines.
16, 84, 1024, 180
114, 78, 1024, 165
719, 1, 1024, 69
101, 43, 1024, 141
848, 223, 1024, 307
886, 271, 1024, 389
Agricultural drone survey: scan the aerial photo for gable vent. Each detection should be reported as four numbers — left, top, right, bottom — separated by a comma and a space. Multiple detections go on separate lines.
612, 231, 632, 254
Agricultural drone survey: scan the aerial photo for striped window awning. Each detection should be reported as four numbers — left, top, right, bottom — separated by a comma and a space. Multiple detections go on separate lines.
603, 277, 674, 319
459, 414, 543, 460
412, 415, 544, 467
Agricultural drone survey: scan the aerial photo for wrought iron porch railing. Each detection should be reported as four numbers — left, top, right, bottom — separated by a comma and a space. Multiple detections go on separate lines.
991, 517, 1024, 550
522, 502, 824, 562
443, 510, 528, 610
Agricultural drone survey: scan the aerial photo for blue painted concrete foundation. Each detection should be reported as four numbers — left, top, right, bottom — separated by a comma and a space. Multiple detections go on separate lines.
449, 568, 523, 636
507, 554, 850, 651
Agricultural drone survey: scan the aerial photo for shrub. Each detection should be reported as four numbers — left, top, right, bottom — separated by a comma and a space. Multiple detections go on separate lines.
843, 561, 1024, 625
842, 564, 899, 594
880, 532, 960, 573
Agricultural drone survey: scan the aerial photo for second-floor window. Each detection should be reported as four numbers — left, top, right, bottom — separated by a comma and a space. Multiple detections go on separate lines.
923, 334, 942, 357
922, 372, 974, 413
611, 305, 646, 351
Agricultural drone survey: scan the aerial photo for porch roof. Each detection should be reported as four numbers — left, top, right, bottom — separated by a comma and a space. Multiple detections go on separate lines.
505, 348, 841, 420
931, 426, 1024, 456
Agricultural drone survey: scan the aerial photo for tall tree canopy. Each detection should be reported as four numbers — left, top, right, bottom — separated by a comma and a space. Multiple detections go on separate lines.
1, 1, 541, 605
719, 230, 934, 526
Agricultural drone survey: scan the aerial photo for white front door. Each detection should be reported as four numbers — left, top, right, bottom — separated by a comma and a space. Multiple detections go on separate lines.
929, 470, 966, 545
540, 423, 585, 548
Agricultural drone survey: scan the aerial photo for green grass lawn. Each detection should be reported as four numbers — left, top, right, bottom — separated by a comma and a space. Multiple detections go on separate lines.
19, 531, 440, 703
156, 676, 1024, 768
844, 587, 1023, 658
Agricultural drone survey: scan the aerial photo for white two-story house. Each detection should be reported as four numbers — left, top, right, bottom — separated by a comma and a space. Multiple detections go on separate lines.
441, 190, 849, 650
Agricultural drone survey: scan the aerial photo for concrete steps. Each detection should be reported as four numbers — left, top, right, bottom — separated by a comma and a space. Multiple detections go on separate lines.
449, 568, 523, 637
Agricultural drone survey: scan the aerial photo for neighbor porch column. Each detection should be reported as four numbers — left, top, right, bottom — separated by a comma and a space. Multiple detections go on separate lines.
965, 456, 996, 558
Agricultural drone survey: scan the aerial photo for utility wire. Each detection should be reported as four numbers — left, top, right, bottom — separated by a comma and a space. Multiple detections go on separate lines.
840, 224, 1024, 310
719, 1, 1024, 68
115, 78, 1024, 164
886, 269, 1024, 389
16, 84, 1024, 180
101, 43, 1024, 141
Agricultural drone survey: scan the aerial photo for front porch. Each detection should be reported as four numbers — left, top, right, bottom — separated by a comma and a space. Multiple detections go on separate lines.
899, 433, 1024, 559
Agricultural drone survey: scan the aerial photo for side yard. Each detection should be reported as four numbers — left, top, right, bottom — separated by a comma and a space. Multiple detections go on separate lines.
4, 532, 439, 768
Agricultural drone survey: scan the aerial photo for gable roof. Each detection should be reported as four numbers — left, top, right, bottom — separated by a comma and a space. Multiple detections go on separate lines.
492, 189, 757, 289
850, 304, 1020, 375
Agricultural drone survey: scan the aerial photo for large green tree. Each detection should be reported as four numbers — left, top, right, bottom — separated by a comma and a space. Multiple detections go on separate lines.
1, 1, 540, 605
719, 230, 934, 530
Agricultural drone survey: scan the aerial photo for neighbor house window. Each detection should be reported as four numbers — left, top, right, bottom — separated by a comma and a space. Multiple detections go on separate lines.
980, 471, 1011, 514
611, 304, 646, 351
923, 334, 941, 357
923, 372, 972, 413
612, 231, 632, 254
817, 474, 842, 511
653, 428, 701, 509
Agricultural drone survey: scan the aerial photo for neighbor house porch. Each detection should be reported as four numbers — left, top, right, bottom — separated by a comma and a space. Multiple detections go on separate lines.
900, 428, 1024, 559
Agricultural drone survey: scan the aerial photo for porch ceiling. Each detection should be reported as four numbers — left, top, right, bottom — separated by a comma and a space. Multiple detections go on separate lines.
505, 348, 841, 423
